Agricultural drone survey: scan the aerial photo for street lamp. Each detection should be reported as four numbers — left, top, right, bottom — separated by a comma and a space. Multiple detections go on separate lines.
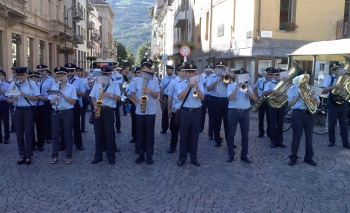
64, 5, 83, 64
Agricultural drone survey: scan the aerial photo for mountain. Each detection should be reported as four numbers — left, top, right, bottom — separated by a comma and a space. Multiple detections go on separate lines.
106, 0, 154, 56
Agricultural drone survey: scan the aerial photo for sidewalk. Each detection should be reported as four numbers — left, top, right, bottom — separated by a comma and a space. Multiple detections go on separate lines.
0, 108, 349, 212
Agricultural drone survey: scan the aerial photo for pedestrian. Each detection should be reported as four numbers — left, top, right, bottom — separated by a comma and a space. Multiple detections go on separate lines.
49, 66, 77, 164
0, 70, 10, 144
90, 65, 121, 165
6, 67, 40, 165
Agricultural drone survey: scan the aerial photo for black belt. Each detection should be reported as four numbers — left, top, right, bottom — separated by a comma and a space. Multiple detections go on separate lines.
211, 96, 227, 100
102, 106, 115, 110
182, 107, 200, 112
293, 109, 311, 114
230, 108, 250, 112
16, 106, 33, 110
53, 109, 72, 113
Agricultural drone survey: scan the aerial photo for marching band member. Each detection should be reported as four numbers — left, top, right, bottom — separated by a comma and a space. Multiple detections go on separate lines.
226, 69, 257, 163
28, 71, 45, 151
49, 66, 77, 164
322, 62, 350, 149
254, 67, 273, 138
77, 67, 88, 133
288, 74, 320, 166
6, 67, 40, 165
65, 63, 85, 151
159, 65, 176, 134
176, 63, 204, 167
112, 66, 123, 133
166, 63, 185, 153
200, 65, 213, 133
37, 64, 55, 143
130, 58, 160, 165
206, 61, 229, 147
0, 70, 10, 144
263, 68, 287, 148
127, 67, 141, 144
90, 65, 121, 165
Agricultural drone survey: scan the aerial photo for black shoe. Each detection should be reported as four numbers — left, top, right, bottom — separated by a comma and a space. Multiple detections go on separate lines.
17, 157, 26, 165
227, 157, 234, 163
177, 159, 186, 166
129, 139, 135, 143
167, 148, 175, 153
135, 156, 145, 164
214, 143, 221, 147
108, 159, 115, 165
91, 159, 103, 164
4, 140, 9, 144
208, 137, 213, 140
304, 159, 317, 166
116, 148, 121, 153
25, 158, 32, 165
146, 157, 154, 165
160, 131, 167, 134
277, 143, 286, 148
45, 140, 52, 144
258, 134, 264, 138
190, 160, 201, 167
59, 147, 66, 151
0, 141, 2, 143
10, 129, 15, 133
117, 130, 121, 133
288, 160, 297, 166
328, 142, 335, 147
37, 147, 44, 152
233, 145, 237, 149
76, 146, 85, 151
241, 157, 252, 164
81, 130, 87, 133
343, 144, 350, 149
270, 144, 277, 148
199, 129, 203, 132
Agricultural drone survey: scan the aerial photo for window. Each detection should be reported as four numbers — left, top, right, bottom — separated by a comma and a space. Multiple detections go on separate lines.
279, 0, 297, 31
345, 0, 350, 20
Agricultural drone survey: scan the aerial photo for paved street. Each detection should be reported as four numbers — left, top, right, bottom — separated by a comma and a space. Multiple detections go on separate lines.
0, 108, 350, 213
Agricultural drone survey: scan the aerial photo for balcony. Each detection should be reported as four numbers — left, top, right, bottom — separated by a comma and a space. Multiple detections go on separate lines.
0, 0, 27, 27
73, 34, 84, 44
72, 7, 83, 21
87, 41, 94, 49
87, 21, 94, 30
174, 10, 186, 28
336, 19, 350, 39
49, 20, 72, 39
91, 31, 101, 42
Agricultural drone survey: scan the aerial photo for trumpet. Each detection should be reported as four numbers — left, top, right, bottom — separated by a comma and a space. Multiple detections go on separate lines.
223, 74, 232, 84
192, 87, 198, 97
52, 80, 62, 117
240, 82, 248, 92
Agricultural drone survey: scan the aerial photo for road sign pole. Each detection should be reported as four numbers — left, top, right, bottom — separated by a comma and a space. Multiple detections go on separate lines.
184, 56, 187, 62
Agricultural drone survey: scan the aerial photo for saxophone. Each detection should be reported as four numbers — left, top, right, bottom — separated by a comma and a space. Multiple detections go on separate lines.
298, 74, 318, 114
140, 79, 148, 113
94, 83, 104, 119
267, 62, 302, 108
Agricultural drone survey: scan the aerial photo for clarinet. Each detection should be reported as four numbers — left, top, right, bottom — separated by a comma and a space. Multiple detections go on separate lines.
12, 81, 21, 116
52, 80, 61, 116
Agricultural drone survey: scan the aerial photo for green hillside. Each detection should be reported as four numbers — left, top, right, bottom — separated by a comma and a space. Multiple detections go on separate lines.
106, 0, 154, 56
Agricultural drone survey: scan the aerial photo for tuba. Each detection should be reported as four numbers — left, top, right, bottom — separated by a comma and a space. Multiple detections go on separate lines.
140, 79, 148, 113
94, 83, 104, 119
298, 74, 318, 114
330, 74, 350, 104
251, 95, 267, 112
267, 62, 302, 108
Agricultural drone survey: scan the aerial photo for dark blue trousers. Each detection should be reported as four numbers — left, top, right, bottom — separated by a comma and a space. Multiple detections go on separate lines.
227, 109, 250, 158
0, 101, 10, 142
258, 101, 270, 136
51, 109, 73, 159
327, 101, 349, 146
211, 97, 228, 144
14, 107, 34, 158
200, 95, 210, 131
135, 114, 156, 157
269, 105, 286, 145
169, 111, 180, 150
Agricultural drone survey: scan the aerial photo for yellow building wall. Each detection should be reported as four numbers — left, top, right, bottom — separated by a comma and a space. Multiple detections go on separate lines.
258, 0, 345, 41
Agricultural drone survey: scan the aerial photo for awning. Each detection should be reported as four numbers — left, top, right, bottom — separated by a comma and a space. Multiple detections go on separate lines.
288, 39, 350, 61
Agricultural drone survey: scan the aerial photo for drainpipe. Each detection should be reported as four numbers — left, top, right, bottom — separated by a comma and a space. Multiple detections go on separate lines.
256, 0, 261, 42
209, 0, 213, 61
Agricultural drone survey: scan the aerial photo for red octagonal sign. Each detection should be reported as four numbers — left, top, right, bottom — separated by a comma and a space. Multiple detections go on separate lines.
180, 46, 191, 57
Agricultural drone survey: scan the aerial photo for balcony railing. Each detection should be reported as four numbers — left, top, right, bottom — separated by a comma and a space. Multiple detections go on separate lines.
336, 19, 350, 39
72, 8, 83, 21
87, 21, 94, 30
73, 34, 84, 44
87, 41, 94, 49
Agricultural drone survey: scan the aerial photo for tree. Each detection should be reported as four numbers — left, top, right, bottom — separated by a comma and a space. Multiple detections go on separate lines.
117, 41, 135, 67
136, 42, 151, 65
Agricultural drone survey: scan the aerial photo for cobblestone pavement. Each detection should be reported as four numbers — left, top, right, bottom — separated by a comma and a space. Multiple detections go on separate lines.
0, 108, 350, 213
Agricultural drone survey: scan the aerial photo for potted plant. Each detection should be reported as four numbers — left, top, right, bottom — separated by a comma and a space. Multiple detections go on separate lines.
86, 56, 97, 61
279, 22, 298, 32
58, 46, 75, 55
174, 41, 196, 50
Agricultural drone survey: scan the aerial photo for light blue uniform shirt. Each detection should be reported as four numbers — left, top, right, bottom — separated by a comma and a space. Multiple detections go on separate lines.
227, 82, 253, 109
322, 74, 337, 97
200, 73, 209, 95
130, 77, 160, 115
168, 76, 182, 112
159, 74, 176, 96
254, 77, 269, 97
175, 80, 204, 108
206, 74, 227, 97
40, 76, 55, 94
89, 79, 121, 108
48, 82, 77, 110
6, 79, 40, 106
288, 84, 320, 110
36, 82, 46, 106
112, 73, 123, 85
126, 80, 134, 96
0, 80, 9, 101
68, 76, 85, 107
263, 79, 278, 92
